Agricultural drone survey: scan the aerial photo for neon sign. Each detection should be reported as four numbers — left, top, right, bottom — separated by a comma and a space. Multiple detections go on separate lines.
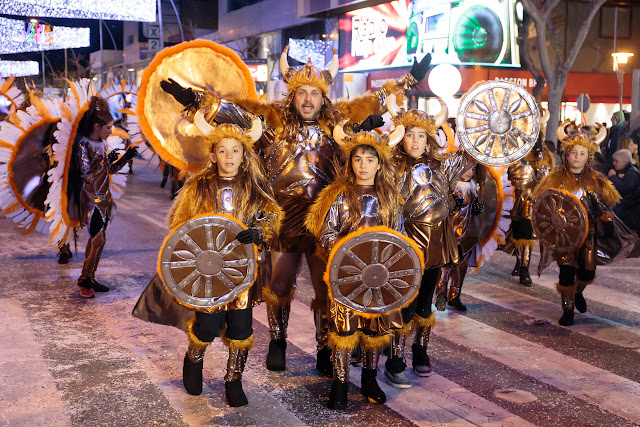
339, 0, 520, 72
27, 23, 54, 47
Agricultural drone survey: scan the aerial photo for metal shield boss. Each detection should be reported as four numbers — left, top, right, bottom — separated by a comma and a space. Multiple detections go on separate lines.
457, 81, 540, 166
326, 227, 423, 315
532, 189, 588, 253
158, 215, 257, 311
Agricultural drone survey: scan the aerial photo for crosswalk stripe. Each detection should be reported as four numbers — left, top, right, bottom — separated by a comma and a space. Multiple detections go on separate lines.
0, 298, 71, 427
254, 301, 535, 426
434, 312, 640, 424
463, 281, 640, 349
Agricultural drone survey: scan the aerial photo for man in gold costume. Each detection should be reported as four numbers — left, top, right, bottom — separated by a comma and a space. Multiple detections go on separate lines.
161, 47, 431, 374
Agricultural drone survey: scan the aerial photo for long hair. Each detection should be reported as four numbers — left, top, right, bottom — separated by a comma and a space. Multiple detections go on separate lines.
395, 125, 454, 172
280, 91, 341, 141
185, 143, 277, 226
335, 144, 399, 229
77, 96, 113, 139
618, 137, 639, 166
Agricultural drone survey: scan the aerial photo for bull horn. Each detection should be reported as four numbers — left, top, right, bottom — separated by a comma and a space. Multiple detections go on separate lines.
328, 47, 339, 79
541, 108, 550, 124
556, 123, 568, 142
594, 122, 606, 145
333, 119, 350, 147
386, 92, 401, 118
248, 115, 263, 143
433, 98, 448, 127
280, 45, 290, 79
388, 119, 405, 147
194, 107, 215, 136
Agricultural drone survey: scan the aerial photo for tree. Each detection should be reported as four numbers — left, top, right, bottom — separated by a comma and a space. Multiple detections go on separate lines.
521, 0, 607, 143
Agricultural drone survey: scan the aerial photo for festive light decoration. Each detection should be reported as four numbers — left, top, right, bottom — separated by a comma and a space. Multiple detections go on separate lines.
0, 0, 156, 22
0, 17, 90, 54
0, 61, 39, 77
288, 38, 332, 70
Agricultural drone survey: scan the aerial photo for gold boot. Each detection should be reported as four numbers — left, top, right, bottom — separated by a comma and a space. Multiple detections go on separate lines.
264, 287, 294, 371
412, 312, 435, 376
557, 283, 577, 326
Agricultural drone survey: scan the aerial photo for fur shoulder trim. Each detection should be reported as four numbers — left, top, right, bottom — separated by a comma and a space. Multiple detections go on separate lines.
532, 170, 564, 200
167, 172, 213, 229
304, 181, 347, 239
336, 95, 382, 123
593, 171, 621, 207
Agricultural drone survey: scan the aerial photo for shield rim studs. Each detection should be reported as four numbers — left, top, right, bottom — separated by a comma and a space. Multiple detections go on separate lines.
532, 189, 588, 253
328, 230, 422, 315
159, 215, 257, 310
457, 81, 541, 166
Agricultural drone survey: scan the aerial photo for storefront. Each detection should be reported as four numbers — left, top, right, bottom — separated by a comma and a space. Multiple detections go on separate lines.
337, 0, 633, 124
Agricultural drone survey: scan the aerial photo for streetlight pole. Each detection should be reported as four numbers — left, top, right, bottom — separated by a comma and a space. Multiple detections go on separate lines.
41, 50, 45, 92
99, 19, 104, 90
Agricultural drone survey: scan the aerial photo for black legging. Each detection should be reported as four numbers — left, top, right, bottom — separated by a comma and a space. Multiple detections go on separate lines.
194, 307, 253, 342
558, 265, 596, 287
402, 267, 440, 322
89, 208, 107, 237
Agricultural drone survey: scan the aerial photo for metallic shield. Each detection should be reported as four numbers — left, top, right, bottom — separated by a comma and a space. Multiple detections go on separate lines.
326, 227, 423, 315
457, 81, 540, 166
474, 167, 501, 246
532, 189, 588, 253
158, 214, 257, 311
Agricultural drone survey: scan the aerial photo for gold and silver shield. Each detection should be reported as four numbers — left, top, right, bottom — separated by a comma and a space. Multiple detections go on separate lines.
324, 226, 424, 316
532, 189, 588, 253
457, 81, 540, 166
158, 214, 257, 311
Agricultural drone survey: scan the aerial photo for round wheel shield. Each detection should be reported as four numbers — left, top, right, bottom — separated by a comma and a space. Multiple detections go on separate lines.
326, 227, 423, 316
158, 214, 257, 310
457, 81, 540, 166
532, 189, 588, 253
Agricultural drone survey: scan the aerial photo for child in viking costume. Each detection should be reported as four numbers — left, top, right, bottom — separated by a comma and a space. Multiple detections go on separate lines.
435, 160, 486, 312
158, 41, 431, 375
305, 118, 409, 410
154, 116, 282, 406
73, 96, 137, 297
504, 114, 555, 286
382, 94, 467, 388
532, 125, 632, 326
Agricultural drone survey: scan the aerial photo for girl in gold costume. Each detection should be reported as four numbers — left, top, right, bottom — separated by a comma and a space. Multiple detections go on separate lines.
154, 117, 282, 406
305, 118, 406, 410
533, 127, 631, 326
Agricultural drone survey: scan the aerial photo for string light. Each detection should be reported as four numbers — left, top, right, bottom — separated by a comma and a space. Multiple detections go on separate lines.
0, 17, 90, 54
288, 38, 332, 70
0, 60, 39, 77
0, 0, 156, 22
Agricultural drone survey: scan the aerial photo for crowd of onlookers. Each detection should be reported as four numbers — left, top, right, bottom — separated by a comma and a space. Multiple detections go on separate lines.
581, 111, 640, 234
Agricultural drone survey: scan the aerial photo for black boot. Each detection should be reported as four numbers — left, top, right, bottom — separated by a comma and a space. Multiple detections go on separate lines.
58, 244, 72, 264
519, 267, 533, 287
511, 258, 520, 276
225, 380, 248, 407
435, 292, 447, 311
412, 343, 431, 376
183, 354, 203, 395
328, 380, 348, 410
266, 338, 287, 371
91, 279, 110, 293
559, 310, 574, 326
360, 368, 386, 404
316, 346, 333, 376
447, 296, 467, 312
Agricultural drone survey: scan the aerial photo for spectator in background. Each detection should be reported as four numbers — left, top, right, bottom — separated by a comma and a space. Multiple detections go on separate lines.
603, 111, 626, 163
609, 149, 640, 230
618, 137, 639, 167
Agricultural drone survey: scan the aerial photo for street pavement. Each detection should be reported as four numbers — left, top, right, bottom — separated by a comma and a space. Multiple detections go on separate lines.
1, 159, 640, 427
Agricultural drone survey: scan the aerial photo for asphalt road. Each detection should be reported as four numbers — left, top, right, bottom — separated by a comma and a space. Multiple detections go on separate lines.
1, 159, 639, 426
